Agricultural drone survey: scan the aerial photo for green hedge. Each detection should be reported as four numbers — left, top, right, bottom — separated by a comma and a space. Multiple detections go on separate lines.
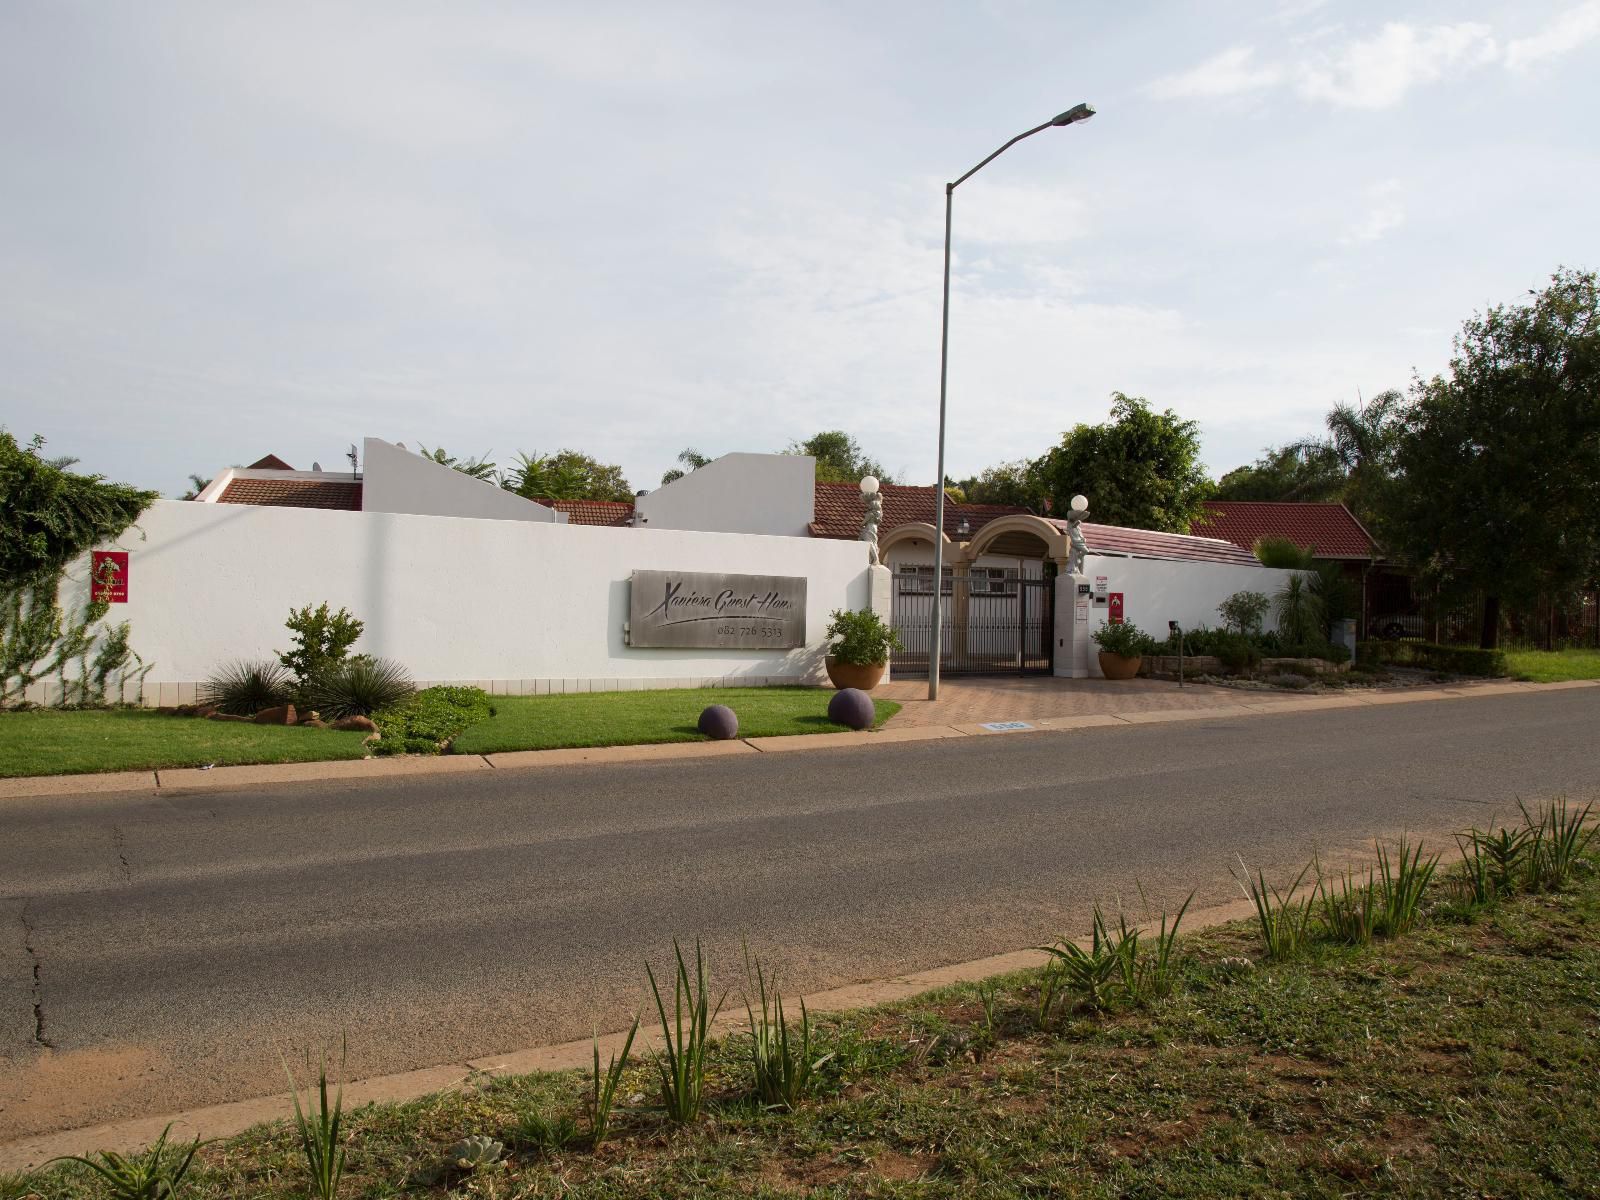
1355, 640, 1508, 677
371, 685, 493, 755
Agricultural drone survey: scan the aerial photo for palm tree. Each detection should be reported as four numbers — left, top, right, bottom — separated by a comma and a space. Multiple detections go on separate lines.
416, 445, 498, 481
661, 448, 712, 485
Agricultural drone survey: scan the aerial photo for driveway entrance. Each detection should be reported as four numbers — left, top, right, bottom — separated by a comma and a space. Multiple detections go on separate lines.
889, 573, 1054, 677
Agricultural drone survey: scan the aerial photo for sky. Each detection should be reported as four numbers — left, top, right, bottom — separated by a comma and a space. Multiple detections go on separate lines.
3, 1, 1598, 497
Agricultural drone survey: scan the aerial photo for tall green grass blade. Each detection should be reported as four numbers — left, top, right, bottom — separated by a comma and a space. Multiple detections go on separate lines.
646, 939, 724, 1124
589, 1015, 639, 1145
283, 1042, 345, 1200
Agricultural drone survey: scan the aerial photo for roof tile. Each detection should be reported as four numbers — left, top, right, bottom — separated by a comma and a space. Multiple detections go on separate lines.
217, 478, 362, 510
1191, 501, 1377, 560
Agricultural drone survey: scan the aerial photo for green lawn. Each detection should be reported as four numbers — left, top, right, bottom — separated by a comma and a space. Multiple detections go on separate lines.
451, 686, 900, 755
14, 821, 1598, 1198
1506, 647, 1600, 682
0, 709, 370, 778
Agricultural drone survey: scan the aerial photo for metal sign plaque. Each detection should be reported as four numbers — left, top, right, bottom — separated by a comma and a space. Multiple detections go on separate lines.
629, 570, 807, 649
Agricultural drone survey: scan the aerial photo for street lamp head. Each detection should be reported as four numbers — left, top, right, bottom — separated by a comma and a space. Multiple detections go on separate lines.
1070, 494, 1089, 513
1050, 103, 1095, 127
859, 475, 880, 497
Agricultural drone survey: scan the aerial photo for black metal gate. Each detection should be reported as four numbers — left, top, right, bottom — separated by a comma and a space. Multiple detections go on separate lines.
889, 572, 1055, 678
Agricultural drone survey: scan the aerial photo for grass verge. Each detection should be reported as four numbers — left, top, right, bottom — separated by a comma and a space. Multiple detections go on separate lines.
0, 709, 369, 778
451, 687, 900, 755
1505, 647, 1600, 682
13, 845, 1599, 1198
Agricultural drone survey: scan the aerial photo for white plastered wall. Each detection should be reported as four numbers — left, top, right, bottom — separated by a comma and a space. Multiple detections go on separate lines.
360, 437, 562, 523
634, 453, 815, 536
1054, 555, 1301, 678
55, 500, 874, 706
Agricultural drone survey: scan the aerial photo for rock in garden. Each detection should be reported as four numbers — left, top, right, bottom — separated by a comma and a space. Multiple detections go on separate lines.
207, 712, 252, 722
301, 718, 328, 729
828, 687, 875, 731
195, 704, 217, 718
697, 704, 738, 740
252, 704, 296, 725
331, 714, 377, 733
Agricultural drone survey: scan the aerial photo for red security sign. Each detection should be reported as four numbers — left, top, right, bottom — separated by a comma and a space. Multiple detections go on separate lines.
1108, 592, 1124, 624
91, 551, 129, 603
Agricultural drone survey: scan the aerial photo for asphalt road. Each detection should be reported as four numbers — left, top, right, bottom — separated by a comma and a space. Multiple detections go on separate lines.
4, 689, 1598, 1140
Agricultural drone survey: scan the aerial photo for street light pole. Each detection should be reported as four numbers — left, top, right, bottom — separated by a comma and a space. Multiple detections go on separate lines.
928, 103, 1095, 700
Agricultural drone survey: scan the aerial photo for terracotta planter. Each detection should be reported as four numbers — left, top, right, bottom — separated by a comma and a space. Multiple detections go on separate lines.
1097, 651, 1142, 680
826, 656, 886, 691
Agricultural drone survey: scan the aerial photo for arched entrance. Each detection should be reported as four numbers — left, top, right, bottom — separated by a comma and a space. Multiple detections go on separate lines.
884, 515, 1062, 678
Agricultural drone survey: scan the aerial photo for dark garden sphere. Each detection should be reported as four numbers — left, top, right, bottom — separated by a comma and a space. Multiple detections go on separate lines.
827, 687, 875, 731
698, 704, 739, 740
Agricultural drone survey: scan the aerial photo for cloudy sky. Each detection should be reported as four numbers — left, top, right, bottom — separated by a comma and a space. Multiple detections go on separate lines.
4, 1, 1598, 496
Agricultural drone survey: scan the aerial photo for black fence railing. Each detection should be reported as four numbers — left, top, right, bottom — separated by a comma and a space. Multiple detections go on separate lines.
890, 574, 1054, 677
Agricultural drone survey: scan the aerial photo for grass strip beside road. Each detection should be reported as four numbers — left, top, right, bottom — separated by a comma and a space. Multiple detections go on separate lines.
0, 709, 369, 778
1506, 647, 1600, 682
451, 687, 900, 755
15, 849, 1600, 1198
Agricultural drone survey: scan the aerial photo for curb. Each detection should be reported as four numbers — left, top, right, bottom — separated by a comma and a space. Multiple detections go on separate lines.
0, 679, 1593, 801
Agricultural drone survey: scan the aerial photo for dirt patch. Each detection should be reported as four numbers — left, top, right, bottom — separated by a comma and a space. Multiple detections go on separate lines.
872, 1148, 935, 1181
0, 1044, 167, 1140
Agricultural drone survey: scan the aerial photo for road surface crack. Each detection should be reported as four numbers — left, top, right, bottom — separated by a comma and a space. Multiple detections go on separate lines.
20, 901, 54, 1049
112, 823, 131, 883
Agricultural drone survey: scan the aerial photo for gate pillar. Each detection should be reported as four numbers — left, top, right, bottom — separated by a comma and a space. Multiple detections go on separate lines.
868, 564, 892, 680
1052, 573, 1096, 679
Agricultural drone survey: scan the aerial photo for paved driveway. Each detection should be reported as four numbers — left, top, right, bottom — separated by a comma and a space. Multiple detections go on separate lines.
878, 674, 1306, 727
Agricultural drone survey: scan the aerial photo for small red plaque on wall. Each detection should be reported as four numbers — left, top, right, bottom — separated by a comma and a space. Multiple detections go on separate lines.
91, 551, 129, 603
1108, 592, 1124, 624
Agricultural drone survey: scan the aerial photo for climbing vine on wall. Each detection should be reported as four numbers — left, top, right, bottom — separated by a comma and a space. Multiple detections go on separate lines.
1, 431, 159, 706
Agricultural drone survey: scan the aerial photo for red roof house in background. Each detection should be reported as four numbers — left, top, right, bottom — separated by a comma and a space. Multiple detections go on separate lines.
1190, 501, 1379, 563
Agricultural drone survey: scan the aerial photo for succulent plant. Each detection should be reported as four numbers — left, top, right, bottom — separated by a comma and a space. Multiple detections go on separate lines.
447, 1134, 504, 1170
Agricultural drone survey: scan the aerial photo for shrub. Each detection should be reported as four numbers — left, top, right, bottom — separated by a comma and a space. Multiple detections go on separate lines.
1217, 634, 1261, 674
279, 603, 364, 697
45, 1124, 204, 1200
1092, 620, 1158, 657
744, 948, 831, 1111
1254, 536, 1313, 569
1217, 590, 1269, 636
1266, 671, 1311, 689
303, 657, 414, 719
200, 659, 293, 715
1236, 859, 1317, 961
1274, 575, 1324, 645
1355, 640, 1506, 676
370, 686, 492, 755
824, 608, 901, 666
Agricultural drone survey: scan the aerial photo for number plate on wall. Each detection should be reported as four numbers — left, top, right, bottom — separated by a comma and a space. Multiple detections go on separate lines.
629, 570, 808, 649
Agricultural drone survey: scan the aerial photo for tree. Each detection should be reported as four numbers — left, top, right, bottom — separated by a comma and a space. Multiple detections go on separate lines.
1032, 393, 1211, 532
416, 445, 497, 481
501, 450, 633, 502
661, 448, 712, 486
1213, 444, 1343, 503
180, 473, 212, 500
1387, 267, 1600, 648
954, 460, 1044, 509
783, 431, 893, 484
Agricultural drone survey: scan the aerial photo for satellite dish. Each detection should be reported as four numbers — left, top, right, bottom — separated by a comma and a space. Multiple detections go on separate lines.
311, 461, 322, 472
395, 442, 406, 450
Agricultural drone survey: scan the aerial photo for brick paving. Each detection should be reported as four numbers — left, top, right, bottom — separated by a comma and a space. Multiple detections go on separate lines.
877, 675, 1306, 727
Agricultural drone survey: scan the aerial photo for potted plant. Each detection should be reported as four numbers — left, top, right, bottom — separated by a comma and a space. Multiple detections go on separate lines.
824, 607, 901, 691
1092, 620, 1157, 680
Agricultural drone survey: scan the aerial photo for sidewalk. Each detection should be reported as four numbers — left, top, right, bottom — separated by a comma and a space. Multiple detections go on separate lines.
877, 675, 1306, 727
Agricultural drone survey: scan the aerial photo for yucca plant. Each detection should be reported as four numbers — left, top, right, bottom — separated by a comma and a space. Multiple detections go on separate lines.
1375, 838, 1438, 936
743, 949, 831, 1110
284, 1046, 345, 1200
303, 656, 414, 719
1236, 859, 1317, 961
1316, 861, 1379, 946
1037, 906, 1140, 1012
1469, 823, 1538, 898
1035, 963, 1063, 1028
589, 1016, 639, 1145
1136, 890, 1194, 999
1522, 797, 1596, 889
1454, 831, 1497, 906
46, 1124, 204, 1199
199, 659, 291, 715
646, 940, 724, 1124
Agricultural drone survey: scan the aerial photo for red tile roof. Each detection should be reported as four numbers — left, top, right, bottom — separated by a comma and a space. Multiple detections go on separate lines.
538, 499, 636, 527
1053, 520, 1263, 567
810, 482, 1020, 540
217, 478, 363, 511
1191, 501, 1377, 561
247, 454, 295, 470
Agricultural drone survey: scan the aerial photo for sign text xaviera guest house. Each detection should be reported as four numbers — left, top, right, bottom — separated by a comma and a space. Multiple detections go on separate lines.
627, 570, 807, 649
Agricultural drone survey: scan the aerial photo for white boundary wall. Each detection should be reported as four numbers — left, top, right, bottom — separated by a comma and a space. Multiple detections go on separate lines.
56, 501, 876, 706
